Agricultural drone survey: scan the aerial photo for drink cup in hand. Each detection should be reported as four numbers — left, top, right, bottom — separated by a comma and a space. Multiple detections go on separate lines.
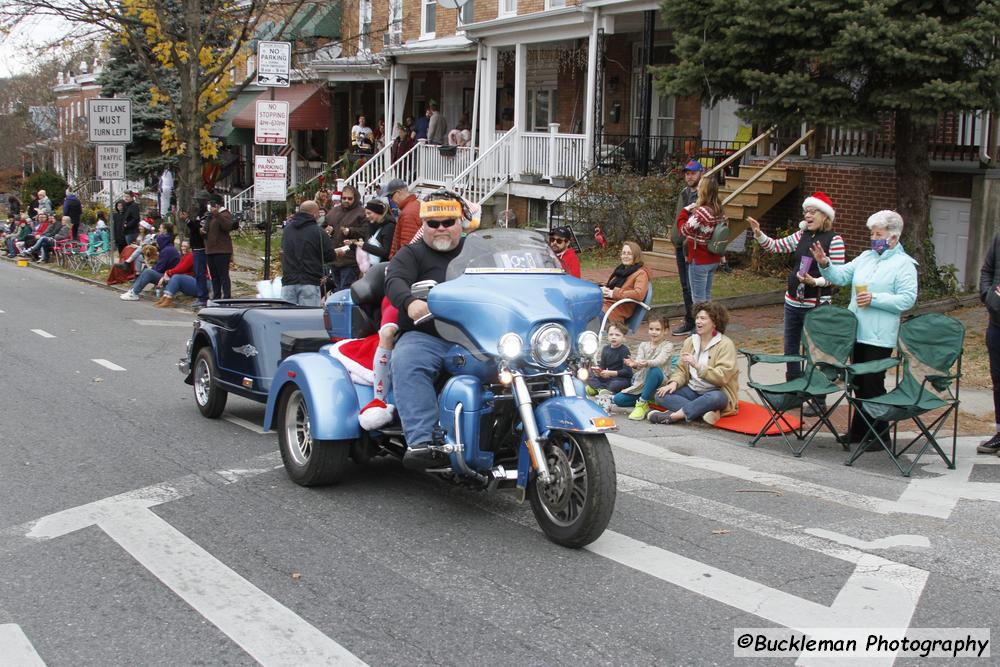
798, 256, 813, 277
855, 283, 869, 306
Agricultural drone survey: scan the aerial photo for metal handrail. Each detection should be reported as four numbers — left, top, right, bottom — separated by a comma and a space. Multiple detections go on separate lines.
451, 128, 515, 205
722, 129, 815, 206
703, 125, 776, 181
357, 141, 422, 200
546, 137, 630, 232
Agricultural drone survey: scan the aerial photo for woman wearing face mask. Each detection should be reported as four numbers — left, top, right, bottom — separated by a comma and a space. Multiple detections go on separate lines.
810, 210, 918, 445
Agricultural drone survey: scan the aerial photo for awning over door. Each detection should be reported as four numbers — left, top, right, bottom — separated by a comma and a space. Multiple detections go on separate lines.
232, 84, 330, 131
210, 88, 260, 142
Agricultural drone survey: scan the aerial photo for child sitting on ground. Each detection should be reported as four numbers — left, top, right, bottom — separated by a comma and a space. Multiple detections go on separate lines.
586, 322, 633, 397
611, 315, 674, 421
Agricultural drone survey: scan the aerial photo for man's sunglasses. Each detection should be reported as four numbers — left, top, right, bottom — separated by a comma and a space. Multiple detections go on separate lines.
549, 236, 568, 243
425, 218, 458, 229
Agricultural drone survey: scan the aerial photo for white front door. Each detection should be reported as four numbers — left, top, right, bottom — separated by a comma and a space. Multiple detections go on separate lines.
930, 196, 971, 288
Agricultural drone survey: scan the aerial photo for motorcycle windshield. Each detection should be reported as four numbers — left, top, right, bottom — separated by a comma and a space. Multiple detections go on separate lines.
444, 228, 562, 280
430, 229, 602, 360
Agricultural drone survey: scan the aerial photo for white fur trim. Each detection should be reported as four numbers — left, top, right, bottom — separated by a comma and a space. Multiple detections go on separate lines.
328, 340, 375, 385
799, 219, 808, 230
359, 403, 394, 430
802, 196, 835, 221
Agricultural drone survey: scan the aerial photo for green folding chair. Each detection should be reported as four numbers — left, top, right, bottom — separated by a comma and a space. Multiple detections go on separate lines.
740, 306, 857, 456
844, 313, 964, 477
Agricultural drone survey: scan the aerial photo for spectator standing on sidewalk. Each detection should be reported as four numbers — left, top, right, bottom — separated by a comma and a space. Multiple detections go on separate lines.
387, 179, 421, 257
36, 190, 52, 216
548, 226, 581, 278
63, 190, 83, 240
671, 160, 703, 335
978, 229, 1000, 455
182, 210, 210, 308
281, 200, 336, 306
121, 192, 141, 244
747, 192, 845, 415
204, 194, 235, 300
324, 185, 367, 291
678, 176, 726, 304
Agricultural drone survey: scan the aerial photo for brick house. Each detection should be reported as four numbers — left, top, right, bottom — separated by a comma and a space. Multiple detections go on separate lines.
51, 63, 104, 185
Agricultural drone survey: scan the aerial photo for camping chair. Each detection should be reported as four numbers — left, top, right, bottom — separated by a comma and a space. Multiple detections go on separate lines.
624, 283, 654, 335
844, 313, 964, 477
80, 230, 112, 273
740, 306, 857, 456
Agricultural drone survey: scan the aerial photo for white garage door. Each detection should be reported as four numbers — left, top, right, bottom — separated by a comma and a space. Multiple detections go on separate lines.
930, 196, 971, 288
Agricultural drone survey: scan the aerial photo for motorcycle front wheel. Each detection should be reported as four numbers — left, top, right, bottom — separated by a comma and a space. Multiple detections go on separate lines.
528, 431, 616, 548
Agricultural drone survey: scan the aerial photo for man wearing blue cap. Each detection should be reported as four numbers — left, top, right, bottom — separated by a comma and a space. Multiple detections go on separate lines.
671, 160, 703, 335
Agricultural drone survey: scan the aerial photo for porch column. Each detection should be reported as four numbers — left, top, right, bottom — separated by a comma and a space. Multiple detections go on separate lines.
393, 65, 410, 130
547, 122, 559, 179
584, 8, 600, 168
477, 45, 498, 152
512, 43, 528, 176
384, 72, 392, 174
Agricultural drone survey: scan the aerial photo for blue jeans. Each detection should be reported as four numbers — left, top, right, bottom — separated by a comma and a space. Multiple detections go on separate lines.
783, 302, 810, 380
281, 284, 321, 306
989, 321, 1000, 429
612, 367, 665, 406
164, 274, 198, 298
587, 376, 630, 394
131, 268, 163, 294
688, 262, 718, 304
656, 384, 729, 421
192, 248, 209, 301
331, 265, 360, 293
391, 331, 453, 446
675, 246, 694, 324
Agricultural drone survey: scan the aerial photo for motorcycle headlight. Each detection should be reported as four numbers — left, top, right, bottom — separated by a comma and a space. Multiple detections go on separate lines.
497, 333, 523, 360
577, 331, 599, 358
531, 323, 570, 368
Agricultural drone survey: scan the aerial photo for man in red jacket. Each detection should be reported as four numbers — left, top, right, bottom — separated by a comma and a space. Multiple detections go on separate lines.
386, 179, 421, 257
548, 226, 581, 278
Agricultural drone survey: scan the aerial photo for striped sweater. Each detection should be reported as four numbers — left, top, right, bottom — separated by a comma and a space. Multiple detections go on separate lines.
756, 227, 846, 308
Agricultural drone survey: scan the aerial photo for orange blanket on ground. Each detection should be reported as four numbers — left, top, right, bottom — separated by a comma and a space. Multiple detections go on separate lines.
712, 400, 800, 435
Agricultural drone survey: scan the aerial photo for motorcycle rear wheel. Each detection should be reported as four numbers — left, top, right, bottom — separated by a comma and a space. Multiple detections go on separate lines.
528, 431, 616, 548
278, 386, 350, 486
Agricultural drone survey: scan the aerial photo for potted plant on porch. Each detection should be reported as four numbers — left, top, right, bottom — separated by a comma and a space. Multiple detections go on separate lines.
519, 171, 541, 184
549, 174, 575, 188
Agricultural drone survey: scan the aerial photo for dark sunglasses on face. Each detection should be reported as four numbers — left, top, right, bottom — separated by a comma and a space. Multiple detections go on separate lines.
425, 218, 458, 229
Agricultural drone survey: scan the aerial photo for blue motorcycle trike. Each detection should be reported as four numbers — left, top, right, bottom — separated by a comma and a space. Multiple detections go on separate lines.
263, 229, 617, 548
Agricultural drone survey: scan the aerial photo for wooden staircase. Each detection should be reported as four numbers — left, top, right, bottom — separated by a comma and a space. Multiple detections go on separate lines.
645, 164, 802, 276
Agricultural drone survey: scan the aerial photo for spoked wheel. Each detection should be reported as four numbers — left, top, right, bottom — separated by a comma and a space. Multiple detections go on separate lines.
193, 347, 227, 418
528, 431, 616, 548
277, 386, 350, 486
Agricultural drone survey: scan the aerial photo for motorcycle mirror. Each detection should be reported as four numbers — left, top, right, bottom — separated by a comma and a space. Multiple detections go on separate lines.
410, 279, 437, 300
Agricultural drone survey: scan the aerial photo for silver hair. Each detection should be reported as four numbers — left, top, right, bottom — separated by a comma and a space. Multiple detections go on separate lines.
865, 210, 904, 238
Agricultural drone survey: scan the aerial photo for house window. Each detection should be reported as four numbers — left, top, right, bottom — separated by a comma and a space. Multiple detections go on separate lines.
545, 0, 566, 8
457, 0, 475, 28
359, 0, 372, 52
526, 89, 556, 132
631, 54, 675, 136
389, 0, 403, 40
421, 0, 436, 37
499, 0, 516, 18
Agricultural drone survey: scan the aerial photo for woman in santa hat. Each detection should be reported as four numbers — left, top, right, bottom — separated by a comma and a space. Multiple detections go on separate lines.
746, 192, 845, 412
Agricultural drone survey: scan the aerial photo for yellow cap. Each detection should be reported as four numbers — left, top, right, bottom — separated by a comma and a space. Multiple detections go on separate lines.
419, 199, 464, 220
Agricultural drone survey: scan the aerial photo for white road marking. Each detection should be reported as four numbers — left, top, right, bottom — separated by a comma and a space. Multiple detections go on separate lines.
587, 531, 926, 667
894, 445, 1000, 518
804, 528, 930, 550
25, 457, 366, 667
0, 309, 6, 313
91, 359, 126, 372
0, 624, 47, 666
610, 433, 904, 514
132, 319, 193, 327
30, 329, 55, 338
223, 414, 270, 434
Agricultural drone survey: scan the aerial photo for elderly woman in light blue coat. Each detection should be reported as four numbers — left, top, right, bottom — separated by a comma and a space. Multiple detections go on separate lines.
810, 210, 918, 444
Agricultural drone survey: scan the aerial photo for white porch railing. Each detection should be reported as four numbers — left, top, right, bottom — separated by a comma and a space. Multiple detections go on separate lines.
225, 184, 266, 226
519, 126, 587, 180
453, 128, 515, 205
417, 143, 477, 188
357, 142, 422, 200
342, 142, 395, 195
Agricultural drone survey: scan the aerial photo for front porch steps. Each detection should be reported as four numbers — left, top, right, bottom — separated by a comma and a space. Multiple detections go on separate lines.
647, 164, 802, 278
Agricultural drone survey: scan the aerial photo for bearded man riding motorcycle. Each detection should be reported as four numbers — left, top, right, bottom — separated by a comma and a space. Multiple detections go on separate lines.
385, 192, 468, 469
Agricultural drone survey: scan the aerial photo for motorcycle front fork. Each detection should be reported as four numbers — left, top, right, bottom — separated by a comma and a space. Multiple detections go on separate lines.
511, 372, 579, 484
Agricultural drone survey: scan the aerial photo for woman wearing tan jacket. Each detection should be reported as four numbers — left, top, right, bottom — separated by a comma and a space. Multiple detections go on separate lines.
649, 301, 739, 425
600, 241, 650, 323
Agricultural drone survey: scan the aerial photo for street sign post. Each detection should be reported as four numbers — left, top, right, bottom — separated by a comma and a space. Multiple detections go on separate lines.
256, 41, 291, 87
254, 155, 288, 202
254, 100, 289, 146
87, 98, 132, 143
96, 145, 126, 180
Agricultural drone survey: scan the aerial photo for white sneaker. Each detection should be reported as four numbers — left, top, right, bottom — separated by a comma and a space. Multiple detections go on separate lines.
120, 291, 139, 301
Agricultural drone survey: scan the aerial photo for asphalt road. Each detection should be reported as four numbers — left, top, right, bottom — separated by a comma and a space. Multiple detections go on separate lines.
1, 260, 999, 666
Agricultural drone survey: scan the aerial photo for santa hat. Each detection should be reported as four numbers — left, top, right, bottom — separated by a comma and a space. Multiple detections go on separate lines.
802, 191, 835, 222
